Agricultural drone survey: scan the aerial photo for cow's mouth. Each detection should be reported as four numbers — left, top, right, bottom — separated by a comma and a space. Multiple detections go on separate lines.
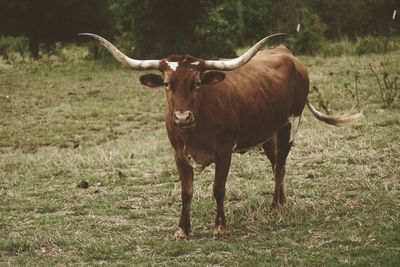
175, 121, 196, 129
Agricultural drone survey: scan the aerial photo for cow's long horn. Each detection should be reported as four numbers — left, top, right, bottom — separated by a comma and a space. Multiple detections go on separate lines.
204, 33, 287, 71
79, 33, 160, 70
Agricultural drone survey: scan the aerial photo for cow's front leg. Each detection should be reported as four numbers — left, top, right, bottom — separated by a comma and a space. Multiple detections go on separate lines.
174, 153, 194, 239
213, 150, 232, 238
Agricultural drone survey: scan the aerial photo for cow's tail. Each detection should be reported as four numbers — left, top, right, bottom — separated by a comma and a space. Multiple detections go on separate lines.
306, 100, 362, 126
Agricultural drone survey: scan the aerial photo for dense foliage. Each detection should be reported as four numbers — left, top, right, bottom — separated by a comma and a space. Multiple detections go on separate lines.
0, 0, 399, 58
0, 0, 112, 58
107, 0, 237, 58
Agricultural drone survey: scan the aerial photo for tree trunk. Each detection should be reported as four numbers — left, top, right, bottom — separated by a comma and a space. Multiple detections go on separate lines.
94, 45, 98, 61
236, 0, 245, 46
29, 36, 39, 59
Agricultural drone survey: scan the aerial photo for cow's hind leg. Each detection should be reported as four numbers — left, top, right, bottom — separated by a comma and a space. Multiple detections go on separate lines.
262, 134, 276, 174
262, 121, 297, 210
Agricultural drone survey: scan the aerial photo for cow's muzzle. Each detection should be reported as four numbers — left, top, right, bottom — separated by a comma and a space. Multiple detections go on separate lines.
173, 111, 196, 129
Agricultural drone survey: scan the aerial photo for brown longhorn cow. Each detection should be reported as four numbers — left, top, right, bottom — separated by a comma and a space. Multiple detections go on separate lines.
80, 33, 361, 239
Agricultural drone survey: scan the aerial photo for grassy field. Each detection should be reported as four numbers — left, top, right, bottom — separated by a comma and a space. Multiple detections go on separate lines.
0, 49, 399, 266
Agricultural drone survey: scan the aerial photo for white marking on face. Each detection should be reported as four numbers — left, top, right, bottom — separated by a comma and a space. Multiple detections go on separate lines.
288, 115, 301, 143
166, 60, 179, 71
190, 61, 200, 66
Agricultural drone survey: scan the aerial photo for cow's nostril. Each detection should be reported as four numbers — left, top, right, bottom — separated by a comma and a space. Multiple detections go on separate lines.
173, 111, 195, 127
174, 111, 192, 121
173, 112, 179, 120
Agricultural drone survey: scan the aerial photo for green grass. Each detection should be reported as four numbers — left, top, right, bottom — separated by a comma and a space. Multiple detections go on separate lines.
0, 50, 399, 266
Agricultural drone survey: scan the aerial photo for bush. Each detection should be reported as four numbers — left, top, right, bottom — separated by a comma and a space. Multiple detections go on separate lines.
286, 8, 326, 55
0, 36, 29, 59
318, 36, 400, 57
319, 37, 356, 57
355, 36, 384, 55
288, 29, 324, 55
195, 4, 237, 58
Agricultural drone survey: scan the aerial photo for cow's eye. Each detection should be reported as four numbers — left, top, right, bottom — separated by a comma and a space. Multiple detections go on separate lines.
195, 81, 202, 88
163, 82, 169, 89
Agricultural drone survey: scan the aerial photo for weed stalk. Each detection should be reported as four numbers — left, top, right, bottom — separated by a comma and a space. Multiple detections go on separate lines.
368, 63, 399, 107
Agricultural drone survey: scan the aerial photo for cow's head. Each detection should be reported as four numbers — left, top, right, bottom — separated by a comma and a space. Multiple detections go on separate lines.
79, 33, 286, 129
139, 56, 226, 129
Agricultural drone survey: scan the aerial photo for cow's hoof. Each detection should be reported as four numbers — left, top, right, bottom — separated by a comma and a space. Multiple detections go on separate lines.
269, 203, 278, 212
175, 227, 189, 240
269, 200, 286, 213
213, 225, 227, 239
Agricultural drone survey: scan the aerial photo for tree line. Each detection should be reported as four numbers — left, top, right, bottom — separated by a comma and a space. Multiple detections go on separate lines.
0, 0, 399, 59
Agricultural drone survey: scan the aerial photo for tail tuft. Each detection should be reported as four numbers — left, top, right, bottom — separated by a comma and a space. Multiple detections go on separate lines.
306, 100, 362, 126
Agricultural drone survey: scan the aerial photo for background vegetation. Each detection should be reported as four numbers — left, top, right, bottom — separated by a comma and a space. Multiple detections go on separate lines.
0, 0, 399, 58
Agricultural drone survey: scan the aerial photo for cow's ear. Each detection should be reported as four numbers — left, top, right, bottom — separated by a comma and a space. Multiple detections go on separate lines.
140, 74, 164, 88
201, 71, 226, 85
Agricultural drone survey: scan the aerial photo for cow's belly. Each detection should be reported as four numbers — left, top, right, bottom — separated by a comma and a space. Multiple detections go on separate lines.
233, 113, 284, 153
232, 136, 272, 153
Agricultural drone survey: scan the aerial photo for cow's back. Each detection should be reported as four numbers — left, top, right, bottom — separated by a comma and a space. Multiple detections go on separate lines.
201, 45, 309, 151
